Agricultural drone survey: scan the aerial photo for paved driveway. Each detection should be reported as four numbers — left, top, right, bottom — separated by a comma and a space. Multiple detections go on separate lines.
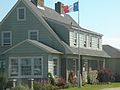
101, 87, 120, 90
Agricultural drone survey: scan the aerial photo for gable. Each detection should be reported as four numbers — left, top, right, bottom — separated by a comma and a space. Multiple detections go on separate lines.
0, 0, 65, 53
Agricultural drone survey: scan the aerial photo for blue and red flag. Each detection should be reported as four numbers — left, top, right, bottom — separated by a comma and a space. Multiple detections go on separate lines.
63, 1, 79, 13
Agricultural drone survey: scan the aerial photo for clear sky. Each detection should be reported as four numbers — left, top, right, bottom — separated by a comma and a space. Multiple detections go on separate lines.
0, 0, 120, 49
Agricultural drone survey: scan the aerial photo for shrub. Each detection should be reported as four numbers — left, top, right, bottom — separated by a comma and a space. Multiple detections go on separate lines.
97, 69, 115, 82
88, 70, 98, 84
33, 81, 41, 90
0, 73, 6, 89
68, 71, 77, 86
11, 85, 31, 90
48, 72, 55, 85
5, 81, 13, 89
114, 73, 120, 82
55, 77, 66, 88
33, 81, 58, 90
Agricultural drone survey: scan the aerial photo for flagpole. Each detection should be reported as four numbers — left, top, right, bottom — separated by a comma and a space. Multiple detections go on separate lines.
77, 0, 82, 88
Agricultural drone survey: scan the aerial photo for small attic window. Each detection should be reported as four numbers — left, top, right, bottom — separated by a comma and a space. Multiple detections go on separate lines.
17, 7, 26, 21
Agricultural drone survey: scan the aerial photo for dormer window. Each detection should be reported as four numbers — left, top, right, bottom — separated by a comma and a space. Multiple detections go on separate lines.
97, 38, 100, 48
74, 32, 77, 46
84, 41, 86, 47
17, 7, 26, 21
84, 35, 87, 47
90, 36, 92, 47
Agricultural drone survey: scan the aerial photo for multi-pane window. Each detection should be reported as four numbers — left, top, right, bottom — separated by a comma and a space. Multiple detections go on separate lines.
84, 35, 87, 47
92, 37, 98, 49
2, 31, 12, 46
17, 7, 26, 21
97, 38, 100, 48
53, 58, 58, 76
28, 30, 39, 40
80, 34, 85, 47
34, 58, 42, 75
10, 58, 18, 76
9, 57, 43, 77
90, 36, 92, 47
21, 58, 31, 75
98, 38, 102, 50
74, 32, 77, 46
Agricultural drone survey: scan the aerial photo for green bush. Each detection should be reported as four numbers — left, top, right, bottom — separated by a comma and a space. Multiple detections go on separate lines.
33, 81, 58, 90
33, 81, 41, 90
97, 69, 115, 82
68, 71, 77, 86
48, 72, 55, 85
6, 81, 13, 89
11, 85, 31, 90
0, 73, 6, 89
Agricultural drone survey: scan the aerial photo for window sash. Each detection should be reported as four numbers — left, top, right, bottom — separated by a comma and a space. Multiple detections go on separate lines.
34, 58, 42, 75
10, 58, 18, 76
53, 58, 59, 76
21, 58, 32, 75
28, 30, 39, 41
2, 31, 12, 46
17, 7, 26, 21
19, 9, 25, 19
9, 57, 43, 77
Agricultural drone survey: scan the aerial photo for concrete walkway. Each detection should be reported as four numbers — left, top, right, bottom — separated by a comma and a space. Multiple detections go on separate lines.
101, 87, 120, 90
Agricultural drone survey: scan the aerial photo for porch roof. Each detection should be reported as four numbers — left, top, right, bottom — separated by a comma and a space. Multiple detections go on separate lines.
62, 41, 110, 58
1, 39, 63, 55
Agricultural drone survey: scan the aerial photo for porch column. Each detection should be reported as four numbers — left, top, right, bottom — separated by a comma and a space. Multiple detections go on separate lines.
73, 59, 77, 77
12, 79, 16, 88
97, 60, 100, 70
66, 58, 68, 83
30, 79, 34, 90
103, 59, 105, 68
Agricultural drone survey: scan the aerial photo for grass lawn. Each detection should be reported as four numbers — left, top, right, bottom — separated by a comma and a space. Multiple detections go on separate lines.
62, 83, 120, 90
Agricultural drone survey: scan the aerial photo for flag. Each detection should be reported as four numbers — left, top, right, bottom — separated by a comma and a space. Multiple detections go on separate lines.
73, 1, 79, 11
63, 5, 69, 13
63, 1, 79, 13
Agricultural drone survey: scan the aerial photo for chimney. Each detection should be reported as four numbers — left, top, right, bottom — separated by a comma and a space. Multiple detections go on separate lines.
55, 2, 64, 14
31, 0, 44, 7
38, 0, 44, 7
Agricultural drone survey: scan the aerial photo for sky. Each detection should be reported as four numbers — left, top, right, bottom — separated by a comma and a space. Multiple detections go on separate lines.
0, 0, 120, 49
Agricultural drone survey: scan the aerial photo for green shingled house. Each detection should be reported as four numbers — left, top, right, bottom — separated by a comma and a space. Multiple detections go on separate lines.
0, 0, 109, 83
103, 45, 120, 74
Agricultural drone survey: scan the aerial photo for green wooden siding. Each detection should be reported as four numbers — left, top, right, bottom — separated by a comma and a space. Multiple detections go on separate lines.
106, 58, 120, 74
4, 41, 50, 78
46, 20, 69, 44
0, 1, 64, 54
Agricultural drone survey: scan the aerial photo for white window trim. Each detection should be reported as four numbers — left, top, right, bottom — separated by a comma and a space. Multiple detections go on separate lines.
9, 56, 43, 78
17, 7, 26, 21
28, 30, 39, 41
73, 31, 77, 46
9, 57, 18, 77
1, 31, 12, 46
